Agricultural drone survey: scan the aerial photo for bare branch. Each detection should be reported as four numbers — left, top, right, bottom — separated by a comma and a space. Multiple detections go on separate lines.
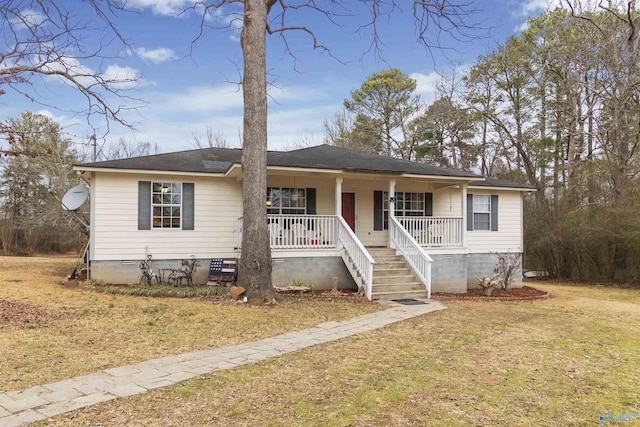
0, 0, 143, 138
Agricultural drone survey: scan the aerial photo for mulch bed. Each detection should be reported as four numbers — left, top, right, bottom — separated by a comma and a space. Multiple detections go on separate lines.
275, 289, 376, 304
431, 285, 550, 301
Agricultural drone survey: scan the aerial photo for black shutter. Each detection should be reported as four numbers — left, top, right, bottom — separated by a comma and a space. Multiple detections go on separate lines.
374, 190, 383, 230
182, 183, 194, 230
138, 181, 151, 230
306, 188, 316, 214
466, 193, 474, 231
424, 192, 433, 216
490, 194, 499, 231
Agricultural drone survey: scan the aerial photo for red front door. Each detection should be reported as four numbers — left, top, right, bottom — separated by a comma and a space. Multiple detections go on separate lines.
342, 192, 356, 231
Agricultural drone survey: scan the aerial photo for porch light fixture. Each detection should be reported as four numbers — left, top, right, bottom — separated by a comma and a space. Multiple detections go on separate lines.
266, 200, 273, 207
389, 196, 395, 203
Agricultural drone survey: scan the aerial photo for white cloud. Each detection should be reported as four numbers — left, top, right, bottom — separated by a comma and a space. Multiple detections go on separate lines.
42, 56, 93, 79
520, 0, 563, 15
516, 0, 564, 31
267, 104, 338, 149
409, 71, 440, 103
135, 47, 178, 63
126, 0, 194, 15
268, 85, 326, 103
159, 83, 324, 115
40, 57, 144, 90
9, 8, 46, 30
166, 84, 244, 113
102, 64, 143, 89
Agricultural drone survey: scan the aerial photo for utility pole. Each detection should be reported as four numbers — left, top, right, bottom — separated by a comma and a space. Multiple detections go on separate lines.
90, 135, 97, 162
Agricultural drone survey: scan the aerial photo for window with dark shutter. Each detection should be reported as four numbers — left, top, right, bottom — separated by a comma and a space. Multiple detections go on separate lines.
138, 181, 151, 230
468, 193, 499, 231
139, 181, 194, 230
373, 191, 383, 230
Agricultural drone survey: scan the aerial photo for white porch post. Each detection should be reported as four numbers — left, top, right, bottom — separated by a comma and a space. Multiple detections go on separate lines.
461, 183, 468, 248
335, 177, 343, 216
389, 179, 396, 248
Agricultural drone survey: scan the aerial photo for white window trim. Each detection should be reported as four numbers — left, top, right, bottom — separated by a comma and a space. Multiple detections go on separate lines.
267, 187, 307, 215
382, 191, 425, 229
472, 194, 491, 231
152, 182, 182, 229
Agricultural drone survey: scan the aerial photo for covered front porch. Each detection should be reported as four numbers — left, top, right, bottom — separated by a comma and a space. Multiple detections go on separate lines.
237, 173, 474, 300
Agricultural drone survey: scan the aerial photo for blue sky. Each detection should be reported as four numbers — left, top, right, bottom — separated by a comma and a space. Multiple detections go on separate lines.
1, 0, 559, 155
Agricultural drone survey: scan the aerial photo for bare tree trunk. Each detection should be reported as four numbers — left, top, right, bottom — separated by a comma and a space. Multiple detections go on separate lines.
237, 0, 275, 303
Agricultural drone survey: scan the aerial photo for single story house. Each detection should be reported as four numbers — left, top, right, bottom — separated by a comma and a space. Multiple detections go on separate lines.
74, 144, 534, 300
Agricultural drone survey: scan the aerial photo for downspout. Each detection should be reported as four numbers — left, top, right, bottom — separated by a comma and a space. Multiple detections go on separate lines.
89, 171, 96, 282
461, 183, 468, 249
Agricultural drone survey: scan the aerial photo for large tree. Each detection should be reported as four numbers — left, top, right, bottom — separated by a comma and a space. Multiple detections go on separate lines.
0, 112, 82, 255
342, 68, 422, 160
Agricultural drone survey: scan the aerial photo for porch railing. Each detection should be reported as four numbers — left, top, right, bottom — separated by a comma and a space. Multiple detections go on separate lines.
398, 216, 463, 248
390, 216, 432, 298
266, 214, 337, 249
337, 216, 375, 300
237, 215, 337, 250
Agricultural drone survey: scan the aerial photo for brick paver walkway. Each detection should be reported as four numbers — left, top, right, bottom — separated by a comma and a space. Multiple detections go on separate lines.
0, 300, 446, 427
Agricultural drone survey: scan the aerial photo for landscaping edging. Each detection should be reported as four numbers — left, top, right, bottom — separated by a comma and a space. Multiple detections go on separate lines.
431, 285, 550, 301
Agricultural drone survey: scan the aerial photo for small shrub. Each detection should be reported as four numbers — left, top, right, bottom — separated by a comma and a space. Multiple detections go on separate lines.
493, 252, 522, 289
89, 284, 229, 298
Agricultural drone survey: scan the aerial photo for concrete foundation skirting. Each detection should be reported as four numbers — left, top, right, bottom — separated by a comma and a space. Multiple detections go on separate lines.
431, 253, 522, 293
90, 252, 520, 294
90, 256, 357, 291
271, 257, 357, 291
429, 254, 469, 293
429, 252, 523, 293
90, 259, 214, 285
466, 252, 523, 289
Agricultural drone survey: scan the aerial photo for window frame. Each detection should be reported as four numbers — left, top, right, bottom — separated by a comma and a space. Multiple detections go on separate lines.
151, 182, 182, 229
382, 191, 425, 230
472, 194, 491, 231
266, 187, 307, 215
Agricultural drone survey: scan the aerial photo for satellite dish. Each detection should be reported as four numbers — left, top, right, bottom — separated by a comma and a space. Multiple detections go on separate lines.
61, 185, 89, 211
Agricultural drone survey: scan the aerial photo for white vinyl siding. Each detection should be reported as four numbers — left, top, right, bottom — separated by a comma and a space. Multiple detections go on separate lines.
466, 189, 522, 253
91, 173, 242, 261
432, 186, 462, 216
89, 171, 525, 261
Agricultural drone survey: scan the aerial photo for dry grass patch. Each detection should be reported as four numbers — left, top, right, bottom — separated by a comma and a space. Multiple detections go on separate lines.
0, 256, 382, 392
33, 281, 640, 427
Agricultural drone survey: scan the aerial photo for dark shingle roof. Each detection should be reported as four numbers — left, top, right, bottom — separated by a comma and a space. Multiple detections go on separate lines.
77, 144, 482, 179
76, 147, 243, 173
470, 177, 536, 190
271, 145, 481, 178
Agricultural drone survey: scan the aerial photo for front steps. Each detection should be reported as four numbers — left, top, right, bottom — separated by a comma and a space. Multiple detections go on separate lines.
367, 247, 429, 300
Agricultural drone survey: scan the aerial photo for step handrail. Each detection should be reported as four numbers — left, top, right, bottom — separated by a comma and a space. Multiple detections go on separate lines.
337, 217, 375, 300
389, 216, 433, 298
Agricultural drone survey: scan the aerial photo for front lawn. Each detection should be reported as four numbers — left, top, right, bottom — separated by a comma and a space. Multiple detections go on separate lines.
0, 256, 382, 393
25, 278, 640, 426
